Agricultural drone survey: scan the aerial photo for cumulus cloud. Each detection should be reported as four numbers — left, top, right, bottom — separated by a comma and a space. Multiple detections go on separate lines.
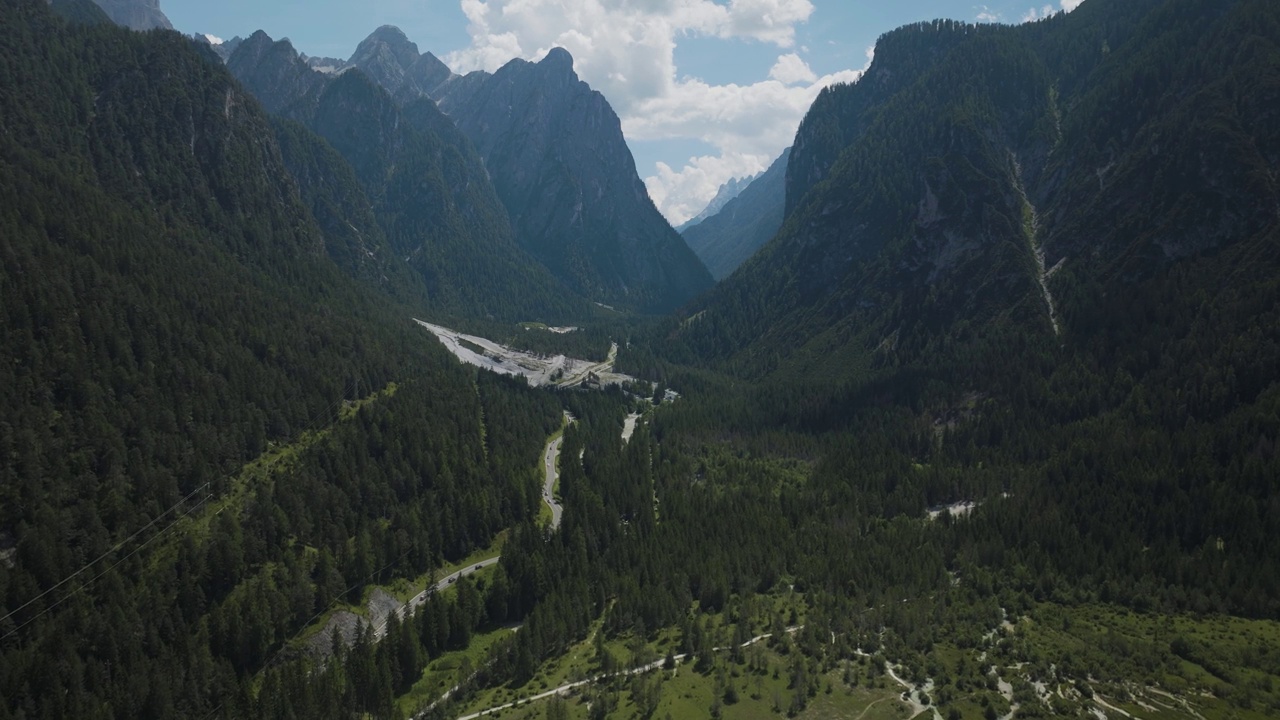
769, 53, 818, 85
442, 0, 864, 225
1022, 0, 1083, 23
974, 5, 1001, 23
645, 153, 773, 225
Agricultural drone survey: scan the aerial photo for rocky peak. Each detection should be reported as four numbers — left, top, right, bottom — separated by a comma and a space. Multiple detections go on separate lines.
347, 25, 453, 99
432, 48, 713, 312
350, 25, 420, 70
226, 31, 326, 118
539, 47, 575, 75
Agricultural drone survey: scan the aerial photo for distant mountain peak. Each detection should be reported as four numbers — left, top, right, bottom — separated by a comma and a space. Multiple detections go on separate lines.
432, 48, 712, 311
681, 149, 789, 280
540, 47, 575, 73
351, 25, 419, 66
346, 25, 453, 99
370, 24, 410, 41
677, 172, 763, 232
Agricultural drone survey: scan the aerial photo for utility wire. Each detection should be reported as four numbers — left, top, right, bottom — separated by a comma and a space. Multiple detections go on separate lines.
1, 491, 212, 641
0, 481, 211, 627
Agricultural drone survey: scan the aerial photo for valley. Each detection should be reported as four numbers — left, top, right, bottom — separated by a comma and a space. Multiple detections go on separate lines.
416, 320, 637, 390
2, 1, 1279, 719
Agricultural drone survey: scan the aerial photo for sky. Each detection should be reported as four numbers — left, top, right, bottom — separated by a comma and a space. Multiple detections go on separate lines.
165, 0, 1085, 226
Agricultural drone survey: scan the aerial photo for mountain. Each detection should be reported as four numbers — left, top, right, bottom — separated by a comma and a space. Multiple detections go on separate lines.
302, 53, 347, 74
226, 31, 591, 323
676, 172, 760, 232
680, 149, 789, 280
191, 33, 244, 62
431, 48, 713, 313
87, 0, 169, 30
227, 31, 330, 117
0, 3, 568, 716
678, 0, 1279, 380
646, 0, 1280, 616
49, 0, 111, 25
346, 25, 453, 100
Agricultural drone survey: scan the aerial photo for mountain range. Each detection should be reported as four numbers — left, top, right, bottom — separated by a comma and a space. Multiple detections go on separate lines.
226, 25, 712, 315
4, 0, 1280, 718
428, 47, 714, 313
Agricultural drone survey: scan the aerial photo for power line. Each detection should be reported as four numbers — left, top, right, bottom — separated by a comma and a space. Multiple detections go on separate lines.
0, 481, 211, 628
1, 491, 212, 641
1, 384, 356, 635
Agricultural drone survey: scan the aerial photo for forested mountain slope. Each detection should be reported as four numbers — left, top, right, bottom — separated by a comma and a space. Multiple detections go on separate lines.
636, 0, 1280, 617
432, 49, 715, 314
681, 148, 789, 280
227, 31, 592, 324
0, 2, 567, 716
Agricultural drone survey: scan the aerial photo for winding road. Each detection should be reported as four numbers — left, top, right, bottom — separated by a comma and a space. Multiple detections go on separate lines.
373, 558, 503, 639
542, 412, 576, 530
542, 435, 565, 529
379, 420, 573, 640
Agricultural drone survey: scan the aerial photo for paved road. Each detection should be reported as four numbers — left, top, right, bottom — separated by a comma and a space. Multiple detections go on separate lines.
372, 557, 502, 639
543, 435, 565, 529
382, 418, 572, 641
542, 412, 576, 530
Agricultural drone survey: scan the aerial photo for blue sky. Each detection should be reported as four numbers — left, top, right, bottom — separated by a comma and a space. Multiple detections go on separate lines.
165, 0, 1083, 223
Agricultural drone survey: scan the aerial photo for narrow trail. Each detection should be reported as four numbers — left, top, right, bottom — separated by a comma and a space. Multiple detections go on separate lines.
884, 664, 942, 720
854, 697, 890, 720
453, 627, 802, 719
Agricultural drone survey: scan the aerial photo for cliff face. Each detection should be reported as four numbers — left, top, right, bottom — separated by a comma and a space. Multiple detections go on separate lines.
88, 0, 170, 30
434, 48, 713, 313
225, 31, 328, 118
226, 32, 593, 322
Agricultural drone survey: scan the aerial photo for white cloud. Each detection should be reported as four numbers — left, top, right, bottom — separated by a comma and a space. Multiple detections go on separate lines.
974, 5, 1001, 22
769, 53, 818, 85
204, 33, 225, 45
443, 0, 867, 225
1022, 0, 1083, 23
645, 153, 772, 225
1021, 4, 1055, 22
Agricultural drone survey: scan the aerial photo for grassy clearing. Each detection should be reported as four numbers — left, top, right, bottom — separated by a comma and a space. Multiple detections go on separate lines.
438, 593, 1280, 720
1011, 604, 1280, 720
398, 626, 519, 717
449, 638, 909, 720
144, 384, 398, 576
